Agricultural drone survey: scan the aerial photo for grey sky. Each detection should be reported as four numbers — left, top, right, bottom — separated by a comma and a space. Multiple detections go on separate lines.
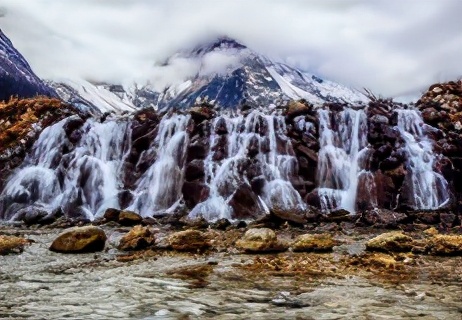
1, 0, 461, 98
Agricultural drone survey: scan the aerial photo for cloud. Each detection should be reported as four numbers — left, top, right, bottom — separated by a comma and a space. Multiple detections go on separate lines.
1, 0, 461, 98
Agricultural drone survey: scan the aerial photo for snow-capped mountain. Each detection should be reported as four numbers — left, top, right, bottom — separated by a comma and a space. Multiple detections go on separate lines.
0, 29, 55, 101
52, 37, 368, 114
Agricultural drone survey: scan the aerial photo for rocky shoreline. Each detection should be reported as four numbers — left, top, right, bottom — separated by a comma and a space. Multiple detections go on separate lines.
1, 217, 462, 319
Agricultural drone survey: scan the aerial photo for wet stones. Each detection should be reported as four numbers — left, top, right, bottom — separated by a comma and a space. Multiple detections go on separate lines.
102, 208, 142, 226
291, 233, 337, 252
228, 184, 265, 220
285, 100, 311, 119
118, 226, 156, 251
360, 209, 408, 228
235, 228, 287, 253
167, 230, 210, 252
49, 226, 107, 253
0, 235, 32, 255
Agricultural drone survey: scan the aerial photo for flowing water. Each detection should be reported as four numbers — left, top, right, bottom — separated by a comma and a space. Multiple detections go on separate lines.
316, 108, 374, 213
189, 110, 306, 221
128, 114, 190, 217
396, 109, 450, 209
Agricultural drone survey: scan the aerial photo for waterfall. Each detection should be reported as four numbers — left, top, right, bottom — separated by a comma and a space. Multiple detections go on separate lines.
127, 113, 190, 217
0, 116, 132, 220
189, 109, 306, 221
316, 108, 373, 213
396, 109, 450, 209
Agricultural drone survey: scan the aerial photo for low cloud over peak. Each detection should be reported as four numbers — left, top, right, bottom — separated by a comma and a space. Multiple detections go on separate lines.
1, 0, 461, 99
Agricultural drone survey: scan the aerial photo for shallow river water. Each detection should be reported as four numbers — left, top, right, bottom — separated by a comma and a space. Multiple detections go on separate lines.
1, 227, 461, 320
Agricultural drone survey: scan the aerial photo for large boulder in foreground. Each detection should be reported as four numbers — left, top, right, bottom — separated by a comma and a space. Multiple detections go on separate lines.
291, 233, 337, 252
365, 231, 414, 253
167, 229, 210, 252
49, 226, 107, 253
235, 228, 287, 253
0, 235, 32, 255
118, 226, 156, 251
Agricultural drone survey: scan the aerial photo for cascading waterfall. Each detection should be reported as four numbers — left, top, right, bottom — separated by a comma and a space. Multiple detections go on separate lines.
316, 108, 374, 213
128, 113, 190, 217
0, 116, 132, 220
396, 109, 450, 209
189, 109, 306, 221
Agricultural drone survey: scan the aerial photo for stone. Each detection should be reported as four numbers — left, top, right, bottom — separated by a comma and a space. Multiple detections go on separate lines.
291, 233, 337, 252
427, 234, 462, 255
49, 226, 107, 253
190, 105, 216, 123
365, 231, 414, 253
103, 208, 121, 222
228, 184, 265, 220
270, 207, 307, 225
118, 226, 156, 251
361, 209, 408, 228
182, 181, 210, 208
118, 210, 143, 226
439, 213, 456, 228
0, 235, 32, 255
185, 159, 205, 181
167, 230, 210, 252
235, 228, 287, 253
212, 218, 231, 230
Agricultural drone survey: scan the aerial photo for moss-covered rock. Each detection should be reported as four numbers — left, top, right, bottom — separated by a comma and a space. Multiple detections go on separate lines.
291, 233, 337, 252
427, 234, 462, 255
167, 229, 210, 252
366, 231, 414, 253
118, 226, 156, 251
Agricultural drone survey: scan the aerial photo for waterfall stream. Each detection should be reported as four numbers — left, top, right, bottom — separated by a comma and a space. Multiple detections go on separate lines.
189, 110, 306, 221
316, 108, 374, 213
396, 109, 450, 209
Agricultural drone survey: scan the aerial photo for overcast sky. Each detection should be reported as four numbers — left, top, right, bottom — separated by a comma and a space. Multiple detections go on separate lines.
1, 0, 461, 99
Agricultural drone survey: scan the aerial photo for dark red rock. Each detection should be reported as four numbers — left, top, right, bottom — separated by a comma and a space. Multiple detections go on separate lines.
228, 184, 264, 220
185, 159, 205, 181
182, 181, 210, 208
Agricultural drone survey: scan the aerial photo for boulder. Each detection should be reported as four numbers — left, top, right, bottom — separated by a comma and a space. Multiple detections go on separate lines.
361, 209, 408, 228
190, 105, 216, 123
167, 230, 210, 252
228, 184, 264, 220
49, 226, 107, 253
118, 210, 143, 226
118, 226, 156, 251
103, 208, 121, 222
0, 235, 32, 255
235, 228, 287, 253
427, 234, 462, 255
291, 233, 337, 252
185, 159, 205, 181
365, 231, 414, 253
270, 207, 307, 225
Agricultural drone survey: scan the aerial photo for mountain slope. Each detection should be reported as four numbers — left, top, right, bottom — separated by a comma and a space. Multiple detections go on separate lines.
0, 30, 55, 102
52, 37, 368, 113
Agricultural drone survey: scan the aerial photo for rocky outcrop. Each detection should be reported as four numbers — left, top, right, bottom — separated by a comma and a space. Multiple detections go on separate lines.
426, 234, 462, 255
417, 80, 462, 209
49, 226, 107, 253
0, 97, 78, 191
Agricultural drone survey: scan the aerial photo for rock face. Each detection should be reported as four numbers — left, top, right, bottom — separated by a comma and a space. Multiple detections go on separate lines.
0, 235, 31, 255
49, 226, 107, 253
291, 233, 337, 252
235, 228, 287, 253
0, 30, 56, 102
118, 226, 156, 251
417, 79, 462, 210
167, 230, 210, 252
365, 231, 414, 253
0, 97, 77, 193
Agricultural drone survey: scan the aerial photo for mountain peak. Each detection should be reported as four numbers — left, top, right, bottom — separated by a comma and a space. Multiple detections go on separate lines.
191, 36, 247, 55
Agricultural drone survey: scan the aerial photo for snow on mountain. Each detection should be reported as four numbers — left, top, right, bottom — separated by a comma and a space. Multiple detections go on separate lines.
52, 37, 368, 113
0, 29, 55, 101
